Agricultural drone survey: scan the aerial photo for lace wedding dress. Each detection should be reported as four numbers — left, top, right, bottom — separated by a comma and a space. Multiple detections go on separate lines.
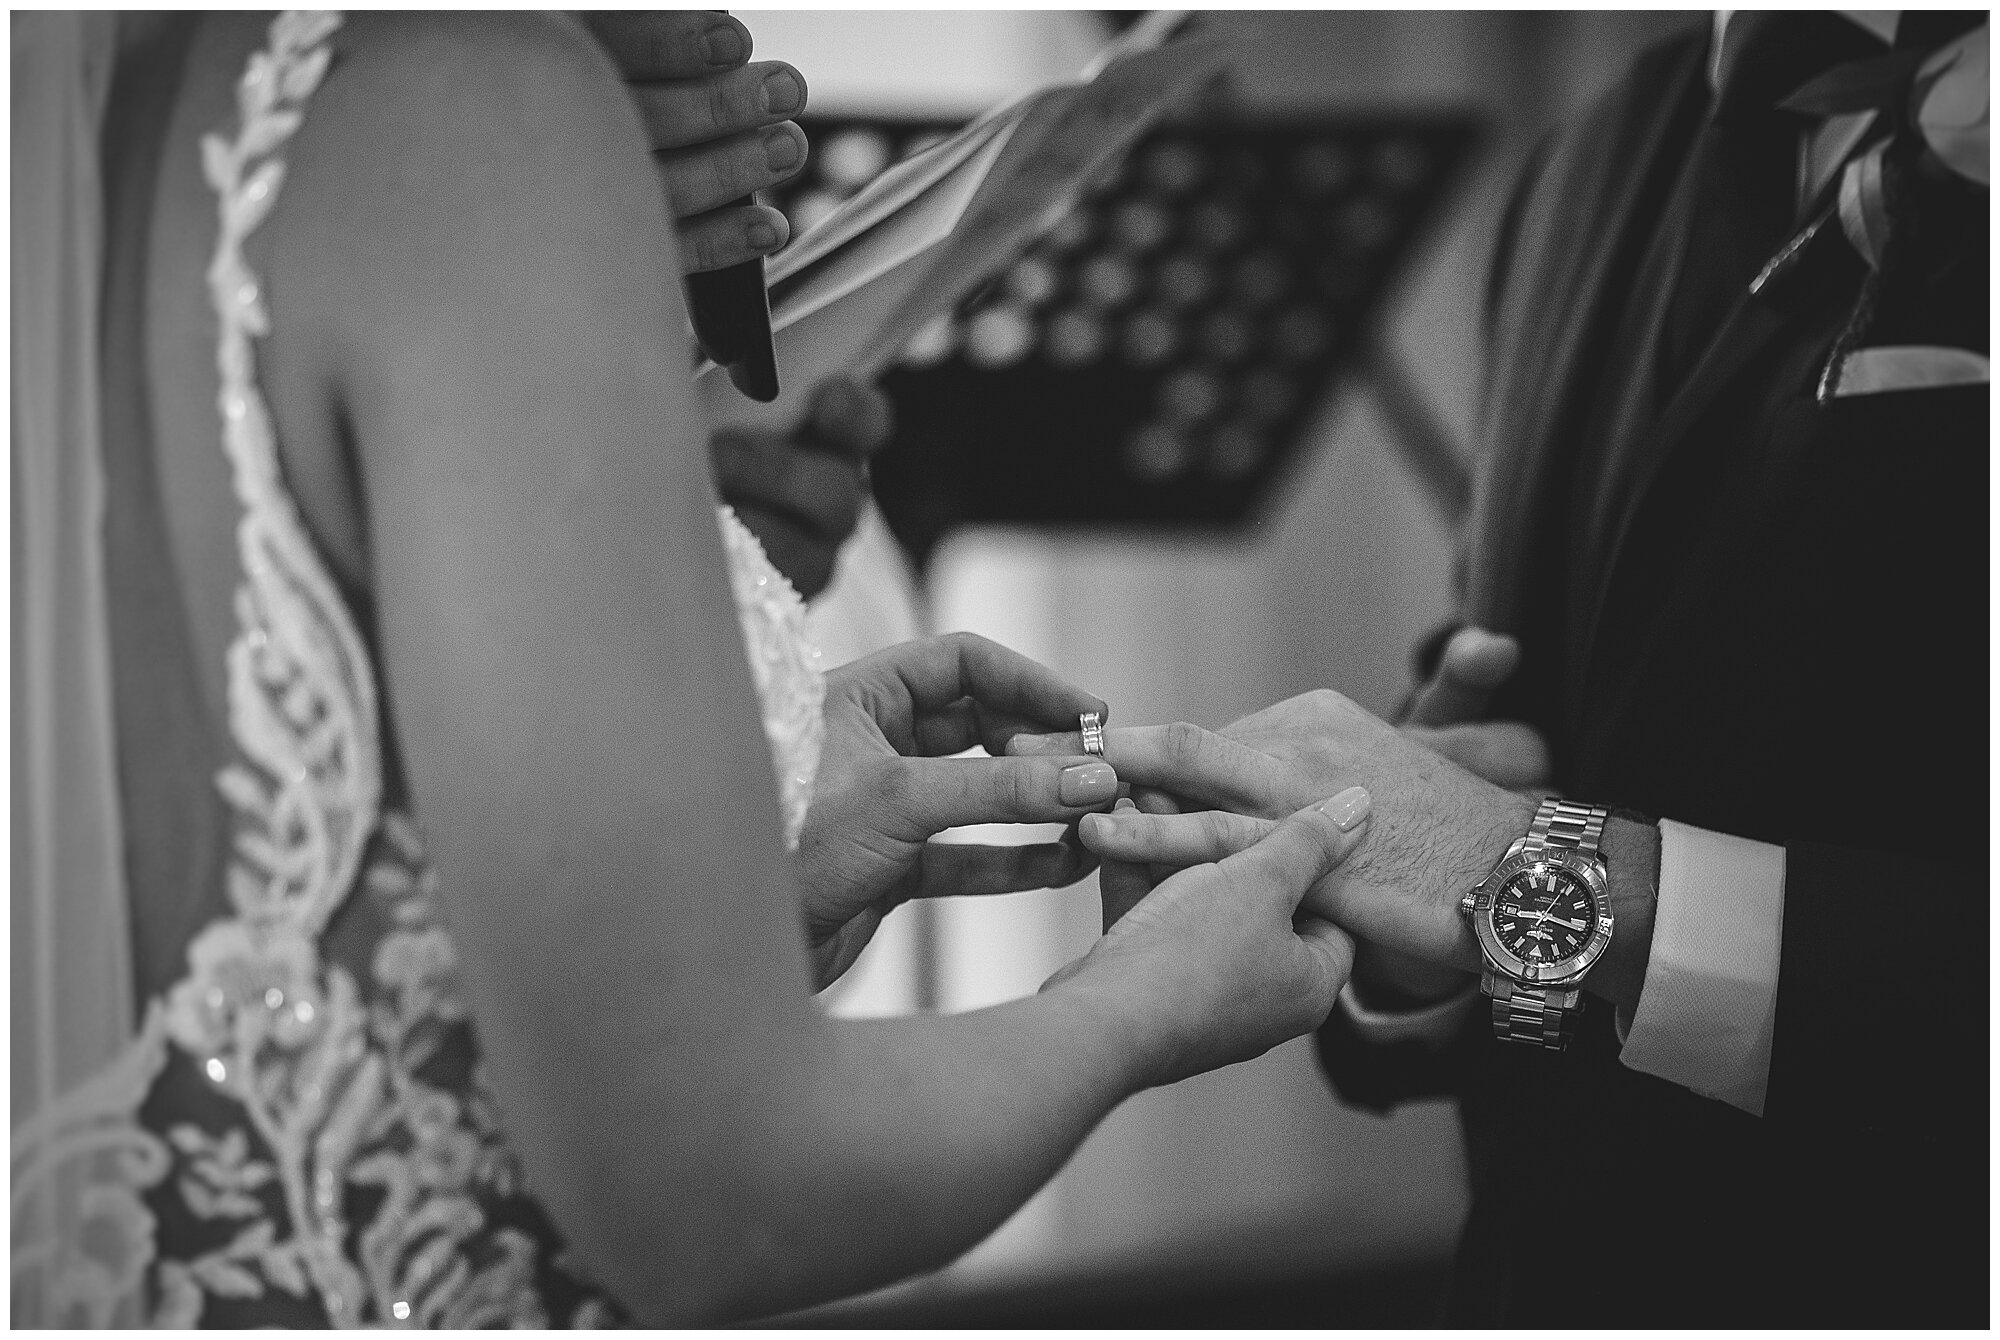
11, 13, 824, 1326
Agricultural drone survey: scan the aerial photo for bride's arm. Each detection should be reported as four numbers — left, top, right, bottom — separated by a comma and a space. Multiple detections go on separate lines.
281, 14, 1352, 1324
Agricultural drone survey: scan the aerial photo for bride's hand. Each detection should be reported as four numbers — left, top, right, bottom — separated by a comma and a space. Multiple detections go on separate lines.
799, 633, 1121, 989
1044, 797, 1372, 1087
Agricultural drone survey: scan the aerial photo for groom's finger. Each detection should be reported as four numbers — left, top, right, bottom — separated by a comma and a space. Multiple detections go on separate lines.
875, 754, 1119, 839
1008, 722, 1292, 815
914, 840, 1097, 900
1404, 626, 1520, 727
1079, 807, 1276, 867
911, 703, 1101, 759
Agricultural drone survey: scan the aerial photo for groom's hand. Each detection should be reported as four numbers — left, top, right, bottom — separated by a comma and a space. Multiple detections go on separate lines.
1020, 694, 1658, 1011
1012, 697, 1534, 974
1378, 626, 1551, 1002
1404, 625, 1521, 727
799, 633, 1122, 989
1400, 626, 1553, 797
580, 10, 808, 273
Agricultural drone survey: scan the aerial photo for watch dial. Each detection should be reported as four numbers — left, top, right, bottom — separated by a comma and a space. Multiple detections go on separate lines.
1491, 865, 1597, 965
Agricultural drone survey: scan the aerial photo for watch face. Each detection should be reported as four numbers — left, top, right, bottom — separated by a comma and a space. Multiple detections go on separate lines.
1491, 864, 1598, 966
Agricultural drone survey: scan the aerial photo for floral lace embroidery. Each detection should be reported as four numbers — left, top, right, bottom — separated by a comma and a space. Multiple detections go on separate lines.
158, 11, 588, 1323
9, 1010, 172, 1327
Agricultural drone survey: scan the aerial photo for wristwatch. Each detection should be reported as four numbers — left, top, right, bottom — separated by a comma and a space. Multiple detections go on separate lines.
1460, 797, 1614, 1050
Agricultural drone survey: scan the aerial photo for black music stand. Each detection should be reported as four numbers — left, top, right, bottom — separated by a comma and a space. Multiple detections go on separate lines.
770, 113, 1483, 566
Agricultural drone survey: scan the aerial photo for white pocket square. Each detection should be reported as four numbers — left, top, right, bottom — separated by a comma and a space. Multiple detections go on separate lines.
1834, 345, 1989, 397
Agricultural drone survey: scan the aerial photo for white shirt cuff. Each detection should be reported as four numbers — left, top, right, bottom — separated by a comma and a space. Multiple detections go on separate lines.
1616, 819, 1785, 1116
1337, 978, 1479, 1050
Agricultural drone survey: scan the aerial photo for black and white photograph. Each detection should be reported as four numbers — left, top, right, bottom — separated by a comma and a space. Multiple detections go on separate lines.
11, 6, 1989, 1329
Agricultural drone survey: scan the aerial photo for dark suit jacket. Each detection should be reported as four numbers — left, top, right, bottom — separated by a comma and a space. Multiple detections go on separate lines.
1318, 29, 1988, 1326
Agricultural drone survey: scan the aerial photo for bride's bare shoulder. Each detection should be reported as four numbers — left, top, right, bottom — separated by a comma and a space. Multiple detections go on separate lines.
269, 11, 680, 405
323, 11, 625, 128
278, 11, 666, 311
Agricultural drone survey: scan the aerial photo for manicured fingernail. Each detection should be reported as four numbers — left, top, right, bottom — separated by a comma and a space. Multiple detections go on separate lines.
1081, 811, 1119, 841
1059, 761, 1117, 805
745, 219, 778, 250
763, 126, 803, 172
1318, 786, 1370, 831
762, 69, 803, 115
702, 24, 746, 66
1112, 796, 1138, 814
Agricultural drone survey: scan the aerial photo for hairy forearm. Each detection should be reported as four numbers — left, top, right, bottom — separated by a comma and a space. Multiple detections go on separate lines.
645, 986, 1155, 1325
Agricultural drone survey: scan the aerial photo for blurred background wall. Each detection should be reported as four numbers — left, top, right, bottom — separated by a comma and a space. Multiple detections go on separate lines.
762, 9, 1704, 1324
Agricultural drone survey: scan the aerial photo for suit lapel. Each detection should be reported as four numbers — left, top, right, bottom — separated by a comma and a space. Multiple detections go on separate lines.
1577, 199, 1861, 686
1582, 285, 1790, 627
1464, 35, 1708, 635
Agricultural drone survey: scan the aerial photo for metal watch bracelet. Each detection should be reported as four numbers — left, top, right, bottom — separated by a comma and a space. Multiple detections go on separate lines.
1487, 975, 1583, 1048
1527, 797, 1607, 855
1488, 798, 1608, 1049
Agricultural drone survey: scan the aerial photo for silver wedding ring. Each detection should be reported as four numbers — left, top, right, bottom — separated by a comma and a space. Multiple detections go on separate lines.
1079, 710, 1106, 757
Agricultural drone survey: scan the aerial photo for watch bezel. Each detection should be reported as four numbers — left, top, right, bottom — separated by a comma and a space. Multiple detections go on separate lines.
1468, 849, 1613, 985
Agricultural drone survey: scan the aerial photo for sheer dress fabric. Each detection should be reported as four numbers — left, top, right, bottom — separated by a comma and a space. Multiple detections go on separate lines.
10, 12, 825, 1326
10, 11, 147, 1327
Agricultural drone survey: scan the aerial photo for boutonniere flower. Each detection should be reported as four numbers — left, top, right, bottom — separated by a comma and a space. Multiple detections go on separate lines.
1772, 22, 1988, 402
1778, 22, 1989, 267
1914, 23, 1988, 187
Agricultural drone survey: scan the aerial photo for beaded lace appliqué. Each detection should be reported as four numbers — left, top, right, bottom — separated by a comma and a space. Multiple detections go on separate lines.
164, 11, 524, 1324
720, 507, 825, 849
204, 13, 379, 946
13, 11, 826, 1329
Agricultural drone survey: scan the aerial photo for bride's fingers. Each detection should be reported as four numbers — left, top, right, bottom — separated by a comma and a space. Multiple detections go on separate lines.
1292, 915, 1358, 992
907, 702, 1064, 760
908, 699, 986, 757
914, 840, 1096, 900
887, 633, 1105, 733
1080, 806, 1276, 867
1008, 723, 1292, 815
878, 754, 1119, 840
